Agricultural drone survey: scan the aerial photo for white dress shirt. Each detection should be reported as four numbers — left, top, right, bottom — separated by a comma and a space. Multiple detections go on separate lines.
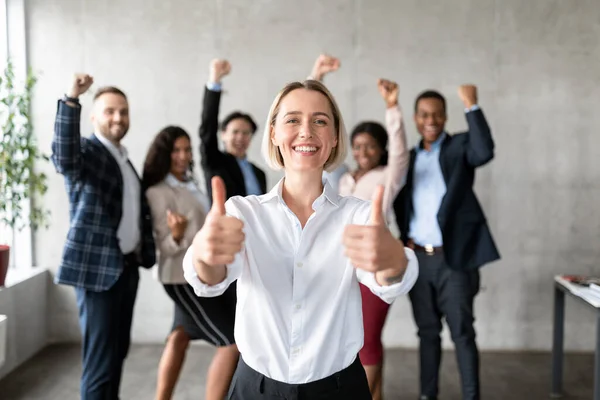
96, 134, 141, 254
183, 178, 418, 384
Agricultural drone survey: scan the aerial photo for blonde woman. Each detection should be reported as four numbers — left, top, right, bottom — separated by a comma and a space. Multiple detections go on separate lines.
142, 126, 238, 400
183, 80, 419, 399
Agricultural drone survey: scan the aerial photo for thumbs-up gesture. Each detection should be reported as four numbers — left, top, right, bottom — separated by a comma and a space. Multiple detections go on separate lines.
209, 59, 231, 84
167, 210, 188, 242
342, 186, 408, 285
377, 78, 399, 109
68, 74, 94, 98
192, 176, 244, 269
458, 84, 478, 108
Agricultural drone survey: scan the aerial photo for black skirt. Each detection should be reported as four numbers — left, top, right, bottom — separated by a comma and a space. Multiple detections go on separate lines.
163, 282, 236, 347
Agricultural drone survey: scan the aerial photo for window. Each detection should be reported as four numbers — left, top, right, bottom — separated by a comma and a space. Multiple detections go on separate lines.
1, 0, 10, 257
0, 0, 6, 63
0, 0, 33, 270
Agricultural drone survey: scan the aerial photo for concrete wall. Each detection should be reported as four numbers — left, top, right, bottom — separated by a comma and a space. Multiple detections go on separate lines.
28, 0, 600, 350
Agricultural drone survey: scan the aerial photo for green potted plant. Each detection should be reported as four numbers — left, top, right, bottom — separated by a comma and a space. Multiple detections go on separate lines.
0, 59, 49, 286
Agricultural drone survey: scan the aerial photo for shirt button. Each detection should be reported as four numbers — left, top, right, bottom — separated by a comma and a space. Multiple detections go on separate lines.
295, 304, 301, 310
296, 262, 303, 268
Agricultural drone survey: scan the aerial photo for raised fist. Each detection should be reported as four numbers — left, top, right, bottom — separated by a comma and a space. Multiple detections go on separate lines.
310, 54, 340, 81
458, 84, 478, 108
209, 59, 231, 84
377, 79, 399, 108
68, 74, 94, 98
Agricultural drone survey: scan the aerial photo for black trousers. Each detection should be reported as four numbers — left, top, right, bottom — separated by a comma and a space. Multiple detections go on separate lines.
227, 356, 371, 400
409, 251, 481, 400
75, 254, 140, 400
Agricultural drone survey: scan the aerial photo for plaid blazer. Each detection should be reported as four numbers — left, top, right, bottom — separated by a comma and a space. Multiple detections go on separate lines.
51, 100, 156, 292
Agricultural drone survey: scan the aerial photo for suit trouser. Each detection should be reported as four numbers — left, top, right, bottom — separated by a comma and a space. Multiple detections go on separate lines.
75, 264, 139, 400
227, 355, 371, 400
408, 251, 480, 400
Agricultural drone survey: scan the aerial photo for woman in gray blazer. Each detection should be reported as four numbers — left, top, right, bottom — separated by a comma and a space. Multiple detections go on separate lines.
143, 126, 238, 400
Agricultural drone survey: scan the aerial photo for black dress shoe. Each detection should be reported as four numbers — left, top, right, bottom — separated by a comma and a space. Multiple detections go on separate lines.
419, 396, 438, 400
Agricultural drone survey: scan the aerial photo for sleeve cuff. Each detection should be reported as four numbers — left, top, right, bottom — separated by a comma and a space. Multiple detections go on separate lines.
465, 104, 480, 113
358, 247, 419, 304
206, 82, 222, 92
57, 99, 82, 114
182, 245, 231, 297
164, 235, 190, 255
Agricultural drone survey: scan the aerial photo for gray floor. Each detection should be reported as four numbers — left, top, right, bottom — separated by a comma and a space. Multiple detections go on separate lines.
0, 344, 593, 399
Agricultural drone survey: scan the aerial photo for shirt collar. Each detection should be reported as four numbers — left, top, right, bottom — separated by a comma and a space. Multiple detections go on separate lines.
165, 173, 188, 187
95, 133, 128, 160
259, 177, 340, 208
417, 132, 447, 153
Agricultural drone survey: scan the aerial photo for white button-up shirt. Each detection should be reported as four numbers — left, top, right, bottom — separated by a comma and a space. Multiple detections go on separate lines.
95, 133, 141, 254
183, 179, 418, 384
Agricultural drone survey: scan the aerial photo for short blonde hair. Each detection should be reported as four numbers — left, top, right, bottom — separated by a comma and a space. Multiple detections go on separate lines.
261, 80, 348, 172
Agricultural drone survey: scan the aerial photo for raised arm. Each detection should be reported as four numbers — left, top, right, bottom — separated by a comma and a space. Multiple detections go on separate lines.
377, 79, 409, 214
199, 59, 231, 169
308, 54, 340, 81
458, 84, 495, 167
50, 74, 94, 178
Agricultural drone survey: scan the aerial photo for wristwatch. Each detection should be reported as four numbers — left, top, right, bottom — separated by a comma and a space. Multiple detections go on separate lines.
62, 94, 80, 104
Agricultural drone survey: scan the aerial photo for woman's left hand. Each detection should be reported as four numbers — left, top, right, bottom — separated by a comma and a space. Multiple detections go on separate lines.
342, 185, 408, 286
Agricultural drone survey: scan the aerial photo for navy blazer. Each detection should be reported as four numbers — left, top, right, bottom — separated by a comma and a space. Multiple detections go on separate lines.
51, 100, 155, 292
393, 109, 500, 270
199, 88, 267, 200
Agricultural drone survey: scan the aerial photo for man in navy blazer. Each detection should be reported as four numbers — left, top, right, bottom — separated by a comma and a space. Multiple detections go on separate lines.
51, 74, 155, 400
393, 85, 499, 400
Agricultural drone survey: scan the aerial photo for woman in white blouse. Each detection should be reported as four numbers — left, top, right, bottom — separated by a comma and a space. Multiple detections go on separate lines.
183, 80, 419, 399
142, 126, 238, 400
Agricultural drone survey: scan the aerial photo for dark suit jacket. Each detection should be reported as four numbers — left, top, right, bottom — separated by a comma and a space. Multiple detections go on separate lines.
393, 109, 500, 271
51, 100, 156, 292
199, 87, 267, 199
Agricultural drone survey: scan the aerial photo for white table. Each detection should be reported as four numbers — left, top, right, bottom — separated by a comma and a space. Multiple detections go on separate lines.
552, 275, 600, 399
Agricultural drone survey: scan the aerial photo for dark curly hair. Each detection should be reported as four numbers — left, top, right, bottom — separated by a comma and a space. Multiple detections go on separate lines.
350, 121, 388, 166
142, 126, 193, 190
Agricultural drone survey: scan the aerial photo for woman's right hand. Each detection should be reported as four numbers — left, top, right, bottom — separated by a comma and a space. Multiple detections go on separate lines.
377, 78, 399, 109
192, 177, 245, 267
166, 210, 188, 242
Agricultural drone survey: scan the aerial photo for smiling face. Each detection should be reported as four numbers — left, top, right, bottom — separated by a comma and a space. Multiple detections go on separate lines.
170, 136, 192, 179
270, 88, 338, 174
414, 97, 447, 144
221, 118, 253, 158
91, 92, 130, 145
352, 132, 384, 172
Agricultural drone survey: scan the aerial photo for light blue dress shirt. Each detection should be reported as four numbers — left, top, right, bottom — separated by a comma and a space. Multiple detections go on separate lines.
237, 158, 262, 196
408, 133, 448, 246
408, 105, 480, 246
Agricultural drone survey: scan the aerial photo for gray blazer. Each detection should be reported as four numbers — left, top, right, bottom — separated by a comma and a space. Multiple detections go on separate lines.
145, 180, 207, 284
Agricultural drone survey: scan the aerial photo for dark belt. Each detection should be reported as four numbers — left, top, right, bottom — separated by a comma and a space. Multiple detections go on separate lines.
407, 239, 443, 256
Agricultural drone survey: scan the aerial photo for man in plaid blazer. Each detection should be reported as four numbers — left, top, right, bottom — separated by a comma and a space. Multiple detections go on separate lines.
51, 74, 155, 400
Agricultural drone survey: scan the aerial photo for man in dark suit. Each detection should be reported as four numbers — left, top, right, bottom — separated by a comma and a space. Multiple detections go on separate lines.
51, 74, 155, 400
200, 59, 267, 200
393, 85, 500, 400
